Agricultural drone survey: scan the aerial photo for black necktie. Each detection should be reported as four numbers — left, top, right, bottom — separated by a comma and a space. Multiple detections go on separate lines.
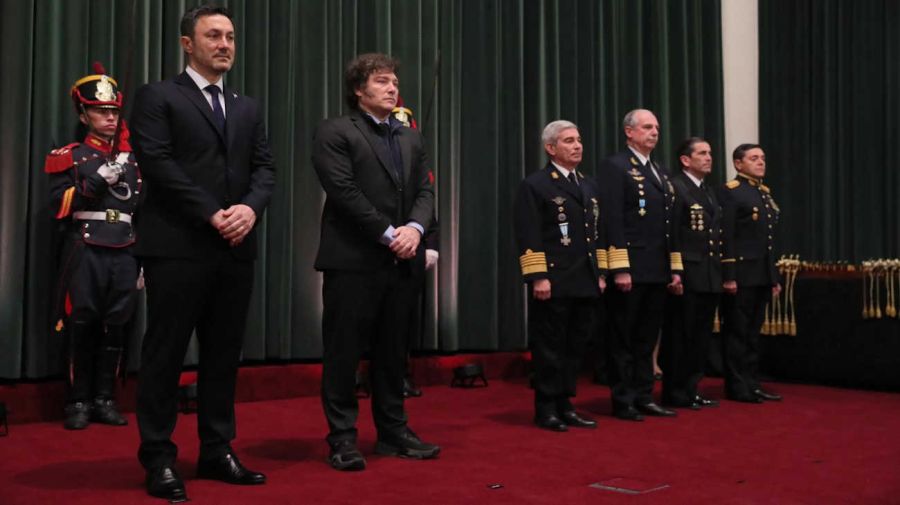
700, 181, 713, 206
379, 122, 403, 182
567, 172, 579, 187
205, 85, 226, 132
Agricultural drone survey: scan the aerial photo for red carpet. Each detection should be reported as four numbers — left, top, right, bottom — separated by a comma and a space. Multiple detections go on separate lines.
1, 378, 899, 504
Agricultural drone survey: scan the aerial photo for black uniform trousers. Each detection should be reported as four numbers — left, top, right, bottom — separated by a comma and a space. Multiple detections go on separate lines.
529, 297, 595, 415
136, 250, 254, 470
606, 283, 667, 410
321, 264, 419, 446
720, 285, 769, 399
661, 291, 720, 404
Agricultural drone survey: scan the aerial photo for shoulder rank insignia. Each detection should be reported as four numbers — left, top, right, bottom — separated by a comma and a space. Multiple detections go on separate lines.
726, 179, 740, 189
759, 183, 771, 193
551, 171, 559, 179
44, 143, 79, 173
630, 157, 639, 166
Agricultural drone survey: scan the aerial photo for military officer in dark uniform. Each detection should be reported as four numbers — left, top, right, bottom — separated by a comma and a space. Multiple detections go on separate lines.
718, 143, 782, 403
45, 63, 140, 430
597, 109, 683, 421
514, 120, 607, 432
661, 137, 722, 409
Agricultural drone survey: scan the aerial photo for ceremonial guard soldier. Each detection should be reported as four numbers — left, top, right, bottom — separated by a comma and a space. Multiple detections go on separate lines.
661, 138, 723, 409
718, 143, 782, 403
46, 63, 140, 429
515, 120, 606, 432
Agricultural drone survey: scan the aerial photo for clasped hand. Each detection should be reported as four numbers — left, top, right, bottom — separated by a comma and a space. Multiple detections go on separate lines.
390, 226, 421, 259
210, 204, 256, 247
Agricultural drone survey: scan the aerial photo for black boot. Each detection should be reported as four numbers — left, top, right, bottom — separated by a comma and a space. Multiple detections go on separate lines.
64, 401, 91, 430
65, 321, 95, 430
91, 325, 127, 426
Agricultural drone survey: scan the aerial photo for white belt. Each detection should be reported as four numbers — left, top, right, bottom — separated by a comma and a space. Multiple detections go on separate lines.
73, 210, 132, 224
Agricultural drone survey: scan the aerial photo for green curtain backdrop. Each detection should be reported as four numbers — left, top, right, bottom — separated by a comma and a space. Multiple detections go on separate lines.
0, 0, 723, 379
759, 0, 900, 261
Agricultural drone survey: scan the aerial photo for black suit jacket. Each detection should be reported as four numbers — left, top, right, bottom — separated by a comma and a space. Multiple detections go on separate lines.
669, 172, 723, 293
597, 149, 681, 284
514, 164, 605, 299
130, 72, 275, 260
312, 110, 434, 271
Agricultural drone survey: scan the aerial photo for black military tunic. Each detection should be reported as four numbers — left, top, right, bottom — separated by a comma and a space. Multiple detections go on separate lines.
661, 171, 723, 405
597, 150, 683, 412
716, 173, 780, 400
514, 163, 606, 416
46, 133, 141, 403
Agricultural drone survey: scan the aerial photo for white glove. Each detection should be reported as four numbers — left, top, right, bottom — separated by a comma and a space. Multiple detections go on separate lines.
96, 162, 124, 185
425, 249, 439, 270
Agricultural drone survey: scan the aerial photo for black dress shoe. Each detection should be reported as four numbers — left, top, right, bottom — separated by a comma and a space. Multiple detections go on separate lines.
534, 413, 569, 431
402, 377, 423, 398
727, 394, 763, 404
636, 402, 678, 417
753, 388, 782, 401
91, 398, 128, 426
694, 395, 720, 407
375, 427, 441, 459
612, 406, 644, 422
146, 465, 187, 501
63, 401, 91, 430
662, 398, 701, 410
329, 440, 366, 471
560, 411, 597, 429
197, 452, 266, 485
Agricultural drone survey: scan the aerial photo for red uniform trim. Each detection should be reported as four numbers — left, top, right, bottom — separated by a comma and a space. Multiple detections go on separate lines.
43, 143, 79, 173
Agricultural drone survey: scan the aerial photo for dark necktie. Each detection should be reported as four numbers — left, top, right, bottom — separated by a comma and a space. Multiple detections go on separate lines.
205, 85, 226, 132
700, 181, 714, 206
379, 122, 404, 182
567, 172, 579, 187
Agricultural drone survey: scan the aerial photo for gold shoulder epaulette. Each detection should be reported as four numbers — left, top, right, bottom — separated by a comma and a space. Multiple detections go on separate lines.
759, 184, 770, 193
726, 180, 740, 189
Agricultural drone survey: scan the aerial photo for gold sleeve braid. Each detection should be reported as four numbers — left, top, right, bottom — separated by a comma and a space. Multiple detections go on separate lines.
519, 249, 548, 276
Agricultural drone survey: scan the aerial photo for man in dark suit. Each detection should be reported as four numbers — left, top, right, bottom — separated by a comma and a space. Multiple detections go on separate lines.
312, 53, 438, 471
514, 120, 606, 432
597, 109, 683, 421
130, 5, 275, 501
661, 137, 723, 410
718, 143, 782, 404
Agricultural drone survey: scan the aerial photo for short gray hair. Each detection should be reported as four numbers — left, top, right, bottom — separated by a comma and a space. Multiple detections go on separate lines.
542, 120, 578, 146
623, 108, 652, 129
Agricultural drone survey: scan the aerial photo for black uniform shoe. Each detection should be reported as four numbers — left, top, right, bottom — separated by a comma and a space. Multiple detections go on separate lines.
146, 465, 187, 501
64, 401, 91, 430
727, 394, 763, 404
662, 398, 701, 410
91, 398, 128, 425
402, 377, 422, 398
694, 395, 720, 407
197, 452, 266, 485
753, 388, 782, 401
375, 428, 441, 459
636, 402, 678, 417
612, 406, 645, 422
329, 440, 366, 471
534, 414, 568, 432
560, 411, 597, 429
